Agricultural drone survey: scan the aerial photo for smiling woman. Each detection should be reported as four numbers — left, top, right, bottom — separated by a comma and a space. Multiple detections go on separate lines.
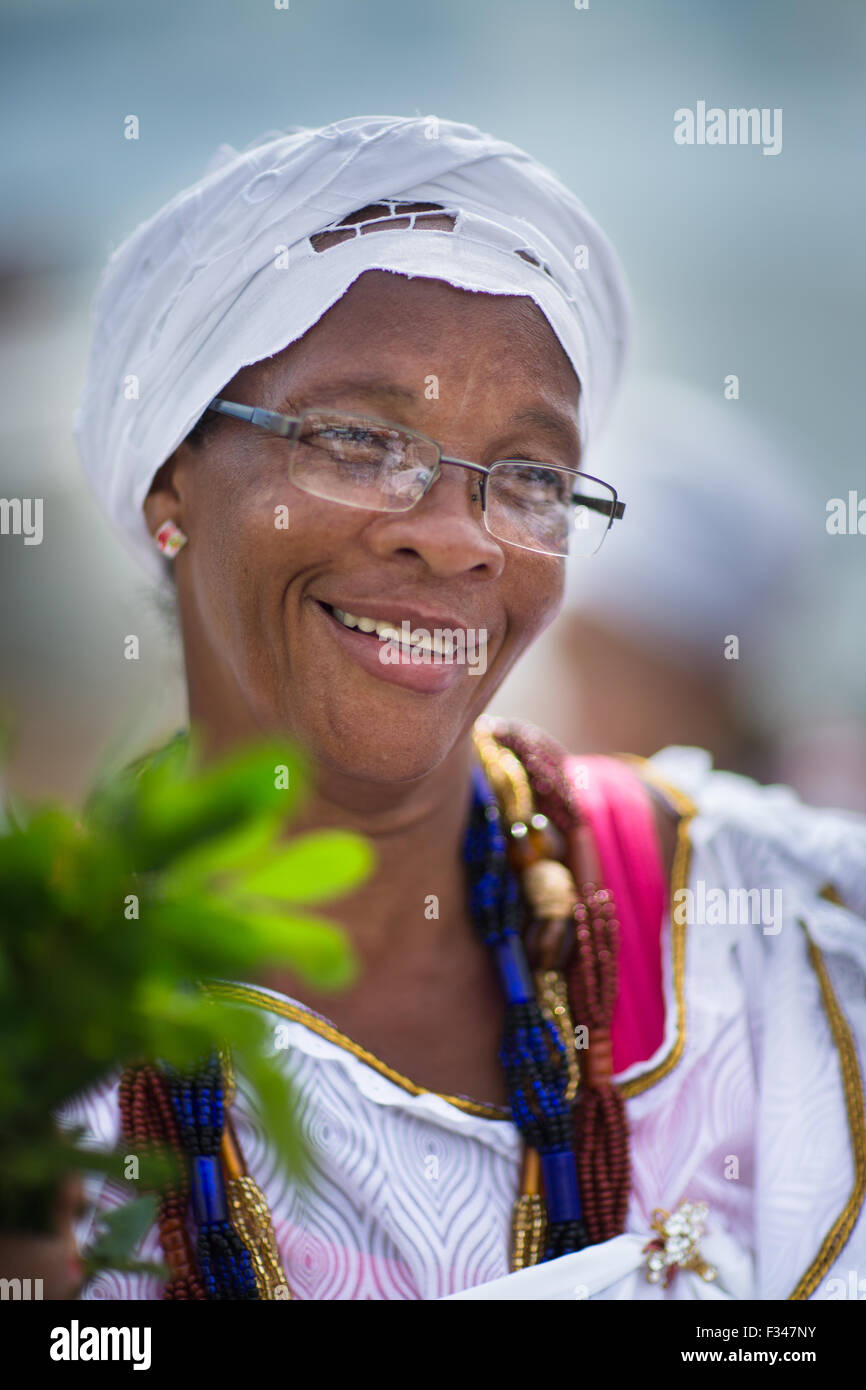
59, 115, 866, 1302
148, 271, 588, 774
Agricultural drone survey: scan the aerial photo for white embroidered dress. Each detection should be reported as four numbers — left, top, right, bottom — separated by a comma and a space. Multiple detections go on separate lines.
60, 747, 866, 1301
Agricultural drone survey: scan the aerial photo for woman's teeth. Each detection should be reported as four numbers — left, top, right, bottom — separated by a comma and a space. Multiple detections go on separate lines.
331, 607, 451, 657
332, 607, 398, 639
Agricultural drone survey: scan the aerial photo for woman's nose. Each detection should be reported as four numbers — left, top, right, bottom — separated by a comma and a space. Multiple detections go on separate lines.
364, 461, 504, 578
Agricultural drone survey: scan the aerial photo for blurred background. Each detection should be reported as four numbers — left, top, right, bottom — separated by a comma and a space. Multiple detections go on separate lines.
1, 0, 864, 808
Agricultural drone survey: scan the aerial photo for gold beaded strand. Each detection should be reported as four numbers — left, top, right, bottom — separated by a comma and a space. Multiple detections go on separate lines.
217, 1048, 293, 1299
510, 1148, 547, 1271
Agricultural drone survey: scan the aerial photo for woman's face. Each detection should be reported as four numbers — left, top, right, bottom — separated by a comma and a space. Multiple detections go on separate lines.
146, 270, 581, 783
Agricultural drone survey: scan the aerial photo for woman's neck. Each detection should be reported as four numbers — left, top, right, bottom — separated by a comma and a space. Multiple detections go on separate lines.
287, 734, 478, 965
185, 710, 480, 965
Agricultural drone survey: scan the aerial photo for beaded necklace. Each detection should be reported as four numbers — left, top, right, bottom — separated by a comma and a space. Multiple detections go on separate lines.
464, 762, 587, 1257
119, 720, 630, 1298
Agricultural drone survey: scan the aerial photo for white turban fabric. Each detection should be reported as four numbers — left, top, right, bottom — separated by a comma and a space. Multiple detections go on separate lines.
74, 114, 630, 581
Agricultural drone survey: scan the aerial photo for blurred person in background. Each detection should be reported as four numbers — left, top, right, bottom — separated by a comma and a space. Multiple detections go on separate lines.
556, 375, 814, 782
495, 374, 866, 813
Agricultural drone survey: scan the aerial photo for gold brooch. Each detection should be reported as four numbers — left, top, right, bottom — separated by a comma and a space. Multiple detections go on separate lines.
643, 1201, 717, 1288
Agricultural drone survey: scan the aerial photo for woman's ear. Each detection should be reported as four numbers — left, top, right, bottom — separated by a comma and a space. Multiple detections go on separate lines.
142, 449, 186, 539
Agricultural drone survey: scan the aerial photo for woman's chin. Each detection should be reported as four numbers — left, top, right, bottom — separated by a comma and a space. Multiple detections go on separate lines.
301, 712, 468, 787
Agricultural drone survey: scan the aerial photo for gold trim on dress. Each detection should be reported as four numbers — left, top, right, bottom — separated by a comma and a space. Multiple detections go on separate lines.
615, 756, 698, 1100
202, 980, 510, 1121
788, 912, 866, 1300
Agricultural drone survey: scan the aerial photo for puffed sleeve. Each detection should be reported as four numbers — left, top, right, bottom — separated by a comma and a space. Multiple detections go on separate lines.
648, 746, 866, 1300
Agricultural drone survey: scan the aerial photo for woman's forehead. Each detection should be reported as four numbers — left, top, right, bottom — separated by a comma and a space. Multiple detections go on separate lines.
256, 271, 581, 393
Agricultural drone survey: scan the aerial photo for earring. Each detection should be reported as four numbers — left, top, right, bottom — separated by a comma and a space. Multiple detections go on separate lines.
154, 520, 188, 557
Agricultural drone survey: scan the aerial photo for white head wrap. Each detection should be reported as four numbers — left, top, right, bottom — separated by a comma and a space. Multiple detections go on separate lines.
74, 114, 630, 580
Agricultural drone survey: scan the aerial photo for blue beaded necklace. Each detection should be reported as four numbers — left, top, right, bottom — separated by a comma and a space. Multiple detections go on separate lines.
464, 763, 587, 1259
164, 1055, 260, 1299
164, 762, 587, 1295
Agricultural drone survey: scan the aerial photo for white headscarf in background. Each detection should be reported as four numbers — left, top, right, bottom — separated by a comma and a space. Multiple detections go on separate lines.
74, 114, 631, 581
564, 373, 815, 677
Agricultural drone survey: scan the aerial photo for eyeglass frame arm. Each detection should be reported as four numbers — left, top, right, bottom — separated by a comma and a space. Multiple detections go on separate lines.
206, 398, 625, 522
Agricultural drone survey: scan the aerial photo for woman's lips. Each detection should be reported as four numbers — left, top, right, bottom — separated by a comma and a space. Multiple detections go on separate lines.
314, 600, 467, 694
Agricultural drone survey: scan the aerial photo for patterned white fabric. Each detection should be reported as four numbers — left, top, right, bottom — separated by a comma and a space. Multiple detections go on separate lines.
60, 746, 866, 1301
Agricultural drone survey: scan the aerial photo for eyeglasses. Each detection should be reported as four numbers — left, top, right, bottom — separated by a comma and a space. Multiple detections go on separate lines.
206, 398, 625, 558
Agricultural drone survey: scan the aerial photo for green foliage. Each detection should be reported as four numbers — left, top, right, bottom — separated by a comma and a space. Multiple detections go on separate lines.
0, 728, 374, 1268
80, 1197, 168, 1282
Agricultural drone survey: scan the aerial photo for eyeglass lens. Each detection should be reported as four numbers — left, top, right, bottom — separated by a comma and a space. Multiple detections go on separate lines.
285, 410, 614, 556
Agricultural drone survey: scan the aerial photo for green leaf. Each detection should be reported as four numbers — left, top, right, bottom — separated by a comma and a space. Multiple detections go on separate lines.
235, 830, 375, 904
0, 725, 370, 1227
85, 1195, 160, 1267
81, 1254, 169, 1281
220, 908, 357, 989
160, 811, 285, 894
137, 740, 306, 849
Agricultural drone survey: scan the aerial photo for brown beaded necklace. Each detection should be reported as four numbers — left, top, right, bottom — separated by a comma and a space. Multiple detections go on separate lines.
119, 1065, 206, 1299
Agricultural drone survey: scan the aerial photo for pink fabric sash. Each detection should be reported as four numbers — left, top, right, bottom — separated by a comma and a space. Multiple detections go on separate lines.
563, 755, 667, 1075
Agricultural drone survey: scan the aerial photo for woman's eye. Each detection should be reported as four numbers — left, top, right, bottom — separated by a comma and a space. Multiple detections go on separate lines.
307, 426, 386, 459
320, 427, 376, 446
504, 464, 570, 501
